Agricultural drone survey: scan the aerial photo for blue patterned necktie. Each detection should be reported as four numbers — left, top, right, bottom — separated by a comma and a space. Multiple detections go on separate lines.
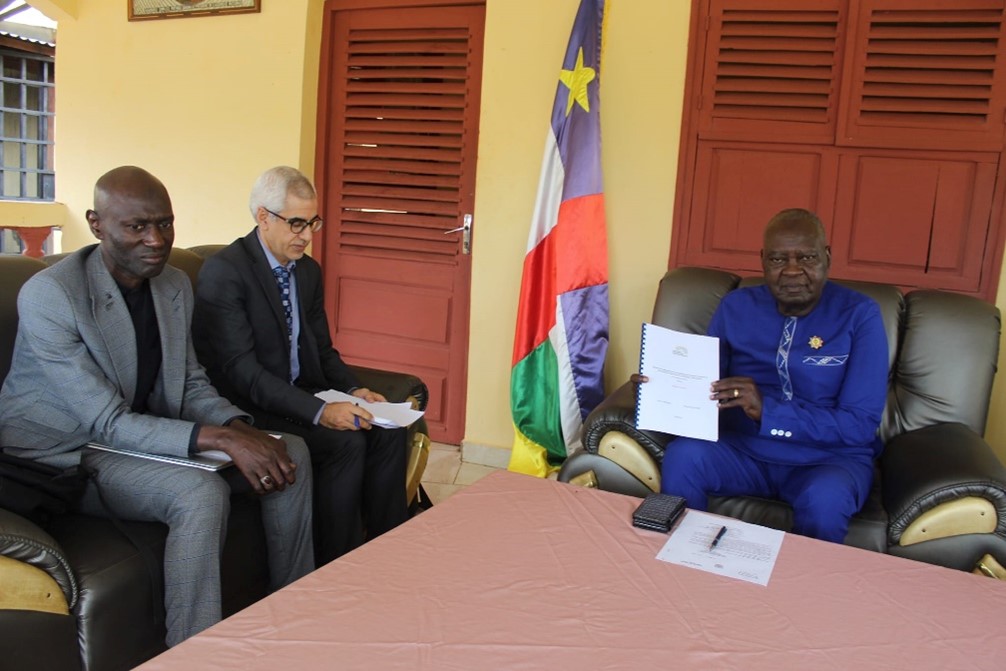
776, 316, 797, 401
272, 266, 293, 344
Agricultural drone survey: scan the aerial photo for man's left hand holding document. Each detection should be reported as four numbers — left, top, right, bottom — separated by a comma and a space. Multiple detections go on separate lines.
315, 389, 424, 429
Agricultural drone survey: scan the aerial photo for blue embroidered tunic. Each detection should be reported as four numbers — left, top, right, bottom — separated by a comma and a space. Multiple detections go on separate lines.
709, 282, 888, 466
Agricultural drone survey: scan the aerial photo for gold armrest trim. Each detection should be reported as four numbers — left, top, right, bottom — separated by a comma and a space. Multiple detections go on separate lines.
0, 555, 69, 614
973, 554, 1006, 579
597, 431, 660, 493
900, 496, 997, 546
406, 432, 431, 504
568, 470, 598, 488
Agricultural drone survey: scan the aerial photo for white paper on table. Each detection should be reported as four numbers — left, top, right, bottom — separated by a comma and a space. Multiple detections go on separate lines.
314, 389, 424, 428
635, 323, 720, 441
655, 510, 785, 586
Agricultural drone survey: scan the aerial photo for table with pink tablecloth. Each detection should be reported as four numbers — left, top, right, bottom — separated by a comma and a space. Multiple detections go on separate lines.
140, 470, 1006, 670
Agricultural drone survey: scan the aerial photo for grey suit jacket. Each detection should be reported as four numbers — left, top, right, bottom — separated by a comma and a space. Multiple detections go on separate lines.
0, 245, 245, 468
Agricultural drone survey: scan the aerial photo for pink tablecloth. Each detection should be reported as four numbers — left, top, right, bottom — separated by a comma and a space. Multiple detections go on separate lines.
140, 470, 1006, 670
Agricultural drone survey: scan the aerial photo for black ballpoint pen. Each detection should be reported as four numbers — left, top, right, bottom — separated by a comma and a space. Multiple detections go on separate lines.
709, 525, 727, 550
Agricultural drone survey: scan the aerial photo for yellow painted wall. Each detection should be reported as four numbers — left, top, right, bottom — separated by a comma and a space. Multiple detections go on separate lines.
51, 0, 323, 250
466, 0, 687, 455
37, 0, 1006, 464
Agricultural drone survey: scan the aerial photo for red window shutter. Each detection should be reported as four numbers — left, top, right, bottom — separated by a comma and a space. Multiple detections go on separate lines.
699, 0, 845, 144
838, 0, 1006, 151
829, 149, 997, 291
676, 0, 1006, 299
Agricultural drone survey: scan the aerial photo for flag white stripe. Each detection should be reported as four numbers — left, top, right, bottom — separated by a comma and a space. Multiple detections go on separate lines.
525, 130, 565, 254
550, 300, 584, 455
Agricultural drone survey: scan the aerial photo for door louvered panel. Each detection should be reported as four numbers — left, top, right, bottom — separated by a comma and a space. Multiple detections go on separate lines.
334, 23, 473, 261
839, 0, 1006, 151
317, 2, 484, 444
699, 0, 845, 144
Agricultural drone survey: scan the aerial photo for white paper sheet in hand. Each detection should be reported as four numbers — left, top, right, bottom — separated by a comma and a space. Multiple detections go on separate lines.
635, 323, 719, 441
314, 390, 424, 428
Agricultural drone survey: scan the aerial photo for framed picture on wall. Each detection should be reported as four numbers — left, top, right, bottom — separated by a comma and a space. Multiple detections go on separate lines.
128, 1, 261, 21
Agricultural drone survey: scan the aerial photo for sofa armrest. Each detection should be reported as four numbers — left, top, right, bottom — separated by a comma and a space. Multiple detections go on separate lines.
0, 508, 77, 609
348, 365, 429, 411
347, 365, 430, 505
882, 423, 1006, 546
582, 381, 672, 461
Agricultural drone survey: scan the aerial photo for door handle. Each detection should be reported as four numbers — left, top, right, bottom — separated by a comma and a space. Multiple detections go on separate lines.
443, 214, 472, 255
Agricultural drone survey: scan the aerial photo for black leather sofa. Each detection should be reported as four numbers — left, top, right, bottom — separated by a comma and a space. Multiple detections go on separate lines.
559, 267, 1006, 573
0, 248, 430, 671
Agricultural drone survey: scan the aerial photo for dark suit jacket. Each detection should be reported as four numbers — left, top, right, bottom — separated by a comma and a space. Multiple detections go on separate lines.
193, 230, 359, 425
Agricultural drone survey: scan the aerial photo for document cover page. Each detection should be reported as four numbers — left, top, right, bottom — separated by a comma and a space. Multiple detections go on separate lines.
635, 323, 719, 441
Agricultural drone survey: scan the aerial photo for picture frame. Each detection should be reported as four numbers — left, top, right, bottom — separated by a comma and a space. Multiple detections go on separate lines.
128, 1, 261, 21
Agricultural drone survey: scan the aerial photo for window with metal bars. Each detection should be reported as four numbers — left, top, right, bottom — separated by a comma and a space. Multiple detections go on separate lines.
0, 48, 53, 201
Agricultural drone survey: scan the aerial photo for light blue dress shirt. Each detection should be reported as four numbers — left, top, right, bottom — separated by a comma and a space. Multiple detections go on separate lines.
256, 230, 301, 384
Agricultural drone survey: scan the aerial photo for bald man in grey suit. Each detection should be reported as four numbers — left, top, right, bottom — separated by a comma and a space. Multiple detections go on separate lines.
0, 166, 314, 647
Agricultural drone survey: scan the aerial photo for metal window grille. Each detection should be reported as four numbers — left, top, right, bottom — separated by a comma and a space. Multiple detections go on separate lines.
0, 49, 54, 201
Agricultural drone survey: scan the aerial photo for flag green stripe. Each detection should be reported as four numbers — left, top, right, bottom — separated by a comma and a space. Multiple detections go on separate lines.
510, 340, 566, 462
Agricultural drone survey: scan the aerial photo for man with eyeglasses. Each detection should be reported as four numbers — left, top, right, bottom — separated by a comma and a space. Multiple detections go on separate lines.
637, 208, 889, 543
193, 166, 408, 564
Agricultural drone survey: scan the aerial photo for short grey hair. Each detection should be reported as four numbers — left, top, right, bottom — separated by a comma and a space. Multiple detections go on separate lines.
764, 208, 827, 245
248, 166, 316, 220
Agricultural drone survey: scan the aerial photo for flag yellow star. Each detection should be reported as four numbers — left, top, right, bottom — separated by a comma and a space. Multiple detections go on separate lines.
558, 47, 596, 116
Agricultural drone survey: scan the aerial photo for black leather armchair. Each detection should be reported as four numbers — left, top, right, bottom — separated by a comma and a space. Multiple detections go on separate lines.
559, 267, 1006, 573
0, 247, 430, 670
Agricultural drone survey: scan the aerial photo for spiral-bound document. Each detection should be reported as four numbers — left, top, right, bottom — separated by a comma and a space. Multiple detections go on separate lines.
635, 323, 720, 441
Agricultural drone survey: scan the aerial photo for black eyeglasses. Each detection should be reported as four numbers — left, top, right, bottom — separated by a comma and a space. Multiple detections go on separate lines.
264, 207, 324, 234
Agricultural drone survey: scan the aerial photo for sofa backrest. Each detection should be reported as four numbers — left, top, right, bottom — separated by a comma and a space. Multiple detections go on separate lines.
166, 247, 206, 288
41, 247, 211, 290
0, 247, 216, 389
0, 256, 48, 385
651, 267, 1001, 443
888, 290, 1000, 440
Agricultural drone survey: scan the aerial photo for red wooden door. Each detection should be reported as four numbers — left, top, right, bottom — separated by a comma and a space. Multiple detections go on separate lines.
315, 0, 485, 443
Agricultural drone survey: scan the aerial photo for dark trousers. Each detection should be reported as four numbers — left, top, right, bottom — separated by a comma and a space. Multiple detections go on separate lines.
255, 412, 409, 565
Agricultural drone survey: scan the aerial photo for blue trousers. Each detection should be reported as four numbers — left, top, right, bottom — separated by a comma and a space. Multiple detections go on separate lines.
660, 436, 873, 543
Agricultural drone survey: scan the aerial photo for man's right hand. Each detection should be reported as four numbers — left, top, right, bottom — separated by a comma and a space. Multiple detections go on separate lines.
711, 376, 763, 421
319, 402, 373, 431
197, 420, 297, 495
